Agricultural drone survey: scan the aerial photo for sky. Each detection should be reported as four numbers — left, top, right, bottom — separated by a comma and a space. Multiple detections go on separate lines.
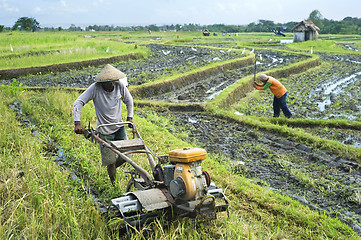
0, 0, 360, 28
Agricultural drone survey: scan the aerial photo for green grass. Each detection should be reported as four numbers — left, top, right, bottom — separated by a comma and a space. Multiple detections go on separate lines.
0, 87, 110, 239
2, 31, 358, 71
0, 85, 359, 239
1, 31, 361, 239
0, 31, 150, 69
130, 53, 254, 98
286, 39, 361, 54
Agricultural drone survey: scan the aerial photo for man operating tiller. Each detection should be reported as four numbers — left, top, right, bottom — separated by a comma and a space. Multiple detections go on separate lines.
73, 64, 134, 185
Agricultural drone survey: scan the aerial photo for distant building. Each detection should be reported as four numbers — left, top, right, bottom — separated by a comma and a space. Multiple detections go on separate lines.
202, 29, 210, 36
292, 20, 320, 42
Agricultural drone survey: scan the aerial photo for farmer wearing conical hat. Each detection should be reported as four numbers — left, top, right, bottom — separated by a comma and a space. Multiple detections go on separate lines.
253, 73, 292, 118
73, 64, 134, 185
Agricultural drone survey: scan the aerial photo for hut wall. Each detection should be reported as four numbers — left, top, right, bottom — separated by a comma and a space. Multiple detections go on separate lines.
293, 32, 305, 42
309, 31, 318, 40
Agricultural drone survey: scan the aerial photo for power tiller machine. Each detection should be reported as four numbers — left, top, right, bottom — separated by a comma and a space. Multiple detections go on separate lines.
82, 122, 228, 228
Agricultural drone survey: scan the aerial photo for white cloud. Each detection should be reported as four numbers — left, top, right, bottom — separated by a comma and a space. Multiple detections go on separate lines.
1, 0, 360, 28
92, 0, 104, 6
0, 0, 19, 13
30, 1, 88, 16
228, 3, 239, 13
33, 7, 41, 13
215, 2, 226, 12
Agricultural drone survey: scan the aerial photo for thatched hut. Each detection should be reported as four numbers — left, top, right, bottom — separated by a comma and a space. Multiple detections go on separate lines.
292, 20, 320, 42
202, 29, 210, 36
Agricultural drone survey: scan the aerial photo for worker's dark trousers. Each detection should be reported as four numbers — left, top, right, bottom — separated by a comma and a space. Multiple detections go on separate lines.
273, 93, 292, 118
98, 126, 128, 166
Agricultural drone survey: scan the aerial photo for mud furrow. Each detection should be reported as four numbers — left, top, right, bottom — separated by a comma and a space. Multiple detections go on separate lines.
143, 111, 361, 233
147, 50, 307, 102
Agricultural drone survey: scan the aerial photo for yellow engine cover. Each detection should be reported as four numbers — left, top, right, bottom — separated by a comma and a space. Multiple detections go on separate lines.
173, 163, 197, 200
169, 147, 206, 163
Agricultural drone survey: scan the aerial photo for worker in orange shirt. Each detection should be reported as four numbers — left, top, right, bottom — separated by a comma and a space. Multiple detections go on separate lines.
253, 73, 293, 118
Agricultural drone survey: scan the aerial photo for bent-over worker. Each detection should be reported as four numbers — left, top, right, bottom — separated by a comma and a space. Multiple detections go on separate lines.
73, 64, 134, 185
253, 73, 292, 118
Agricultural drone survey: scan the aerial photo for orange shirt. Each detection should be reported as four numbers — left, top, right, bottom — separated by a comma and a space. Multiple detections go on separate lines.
255, 76, 287, 98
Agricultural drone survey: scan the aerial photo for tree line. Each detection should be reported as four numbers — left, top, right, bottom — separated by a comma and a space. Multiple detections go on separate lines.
1, 10, 360, 35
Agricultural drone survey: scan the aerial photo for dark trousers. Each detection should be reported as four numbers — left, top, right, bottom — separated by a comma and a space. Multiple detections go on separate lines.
98, 126, 128, 166
273, 92, 292, 118
98, 126, 128, 185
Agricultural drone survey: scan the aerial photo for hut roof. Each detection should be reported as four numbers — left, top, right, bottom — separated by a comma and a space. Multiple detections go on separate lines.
292, 20, 320, 32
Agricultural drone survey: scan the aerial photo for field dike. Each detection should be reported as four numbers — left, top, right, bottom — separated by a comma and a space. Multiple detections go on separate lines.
130, 53, 318, 110
211, 54, 320, 109
130, 55, 255, 99
0, 44, 249, 88
3, 87, 359, 239
129, 51, 361, 234
2, 43, 361, 238
0, 52, 140, 79
139, 109, 361, 235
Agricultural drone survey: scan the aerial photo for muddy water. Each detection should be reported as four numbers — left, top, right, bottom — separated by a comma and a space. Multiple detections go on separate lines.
148, 51, 306, 103
0, 46, 306, 93
299, 54, 361, 122
317, 71, 361, 112
241, 53, 361, 121
0, 44, 243, 87
141, 110, 361, 233
236, 53, 361, 150
342, 44, 360, 52
304, 126, 361, 149
4, 43, 361, 233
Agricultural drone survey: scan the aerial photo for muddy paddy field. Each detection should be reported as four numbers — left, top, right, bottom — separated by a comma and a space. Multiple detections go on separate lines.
0, 44, 307, 89
139, 47, 361, 232
2, 42, 361, 235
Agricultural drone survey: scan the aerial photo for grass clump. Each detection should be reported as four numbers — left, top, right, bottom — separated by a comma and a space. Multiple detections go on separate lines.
286, 39, 361, 54
0, 31, 150, 70
0, 88, 111, 239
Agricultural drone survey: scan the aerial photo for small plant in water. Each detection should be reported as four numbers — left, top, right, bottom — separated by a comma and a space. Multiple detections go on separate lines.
1, 78, 24, 96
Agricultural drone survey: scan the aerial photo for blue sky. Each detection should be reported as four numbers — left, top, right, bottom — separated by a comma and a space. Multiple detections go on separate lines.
0, 0, 360, 28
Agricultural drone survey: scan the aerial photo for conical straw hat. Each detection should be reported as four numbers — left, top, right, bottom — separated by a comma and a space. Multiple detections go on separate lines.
95, 64, 126, 82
